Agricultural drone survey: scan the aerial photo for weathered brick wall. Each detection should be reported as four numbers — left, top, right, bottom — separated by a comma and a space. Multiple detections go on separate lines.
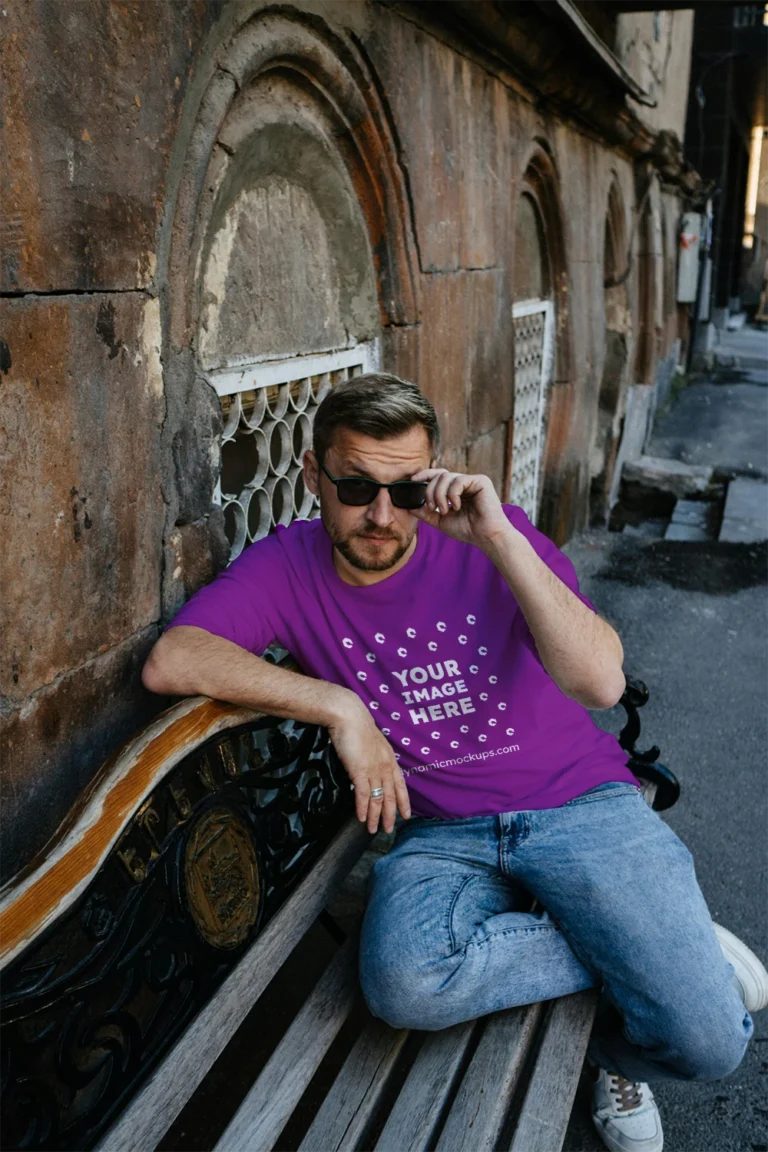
0, 0, 688, 882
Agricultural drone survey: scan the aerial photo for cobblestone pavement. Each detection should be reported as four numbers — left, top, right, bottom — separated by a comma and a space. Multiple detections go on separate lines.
563, 332, 768, 1152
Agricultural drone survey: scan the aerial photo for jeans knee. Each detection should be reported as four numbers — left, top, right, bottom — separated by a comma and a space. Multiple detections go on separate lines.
359, 956, 446, 1030
359, 933, 460, 1030
671, 1011, 751, 1081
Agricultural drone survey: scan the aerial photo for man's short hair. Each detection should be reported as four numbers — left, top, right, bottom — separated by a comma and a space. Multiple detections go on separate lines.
313, 373, 440, 463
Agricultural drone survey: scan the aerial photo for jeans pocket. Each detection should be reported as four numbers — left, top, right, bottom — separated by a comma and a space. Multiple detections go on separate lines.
563, 781, 641, 807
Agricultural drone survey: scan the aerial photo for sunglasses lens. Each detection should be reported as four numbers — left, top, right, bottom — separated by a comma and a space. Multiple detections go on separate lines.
336, 478, 379, 506
391, 483, 428, 510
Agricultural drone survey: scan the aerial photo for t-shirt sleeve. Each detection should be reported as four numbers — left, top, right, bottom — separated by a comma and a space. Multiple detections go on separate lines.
503, 504, 599, 614
167, 533, 287, 655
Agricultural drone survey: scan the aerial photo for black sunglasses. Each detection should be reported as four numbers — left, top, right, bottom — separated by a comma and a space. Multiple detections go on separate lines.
319, 460, 428, 509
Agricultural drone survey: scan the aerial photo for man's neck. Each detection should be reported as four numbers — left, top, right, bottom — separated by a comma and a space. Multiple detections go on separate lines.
332, 530, 419, 587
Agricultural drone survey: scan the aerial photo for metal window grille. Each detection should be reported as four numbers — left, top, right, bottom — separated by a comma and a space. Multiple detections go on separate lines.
510, 300, 554, 525
205, 342, 380, 561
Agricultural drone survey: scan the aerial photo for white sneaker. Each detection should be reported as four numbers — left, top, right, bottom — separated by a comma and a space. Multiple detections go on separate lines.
714, 923, 768, 1012
592, 1068, 663, 1152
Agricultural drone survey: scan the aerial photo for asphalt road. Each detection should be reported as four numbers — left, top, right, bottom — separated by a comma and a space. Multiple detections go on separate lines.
562, 357, 768, 1152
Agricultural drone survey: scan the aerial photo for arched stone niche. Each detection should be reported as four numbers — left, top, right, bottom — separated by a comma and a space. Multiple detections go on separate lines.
168, 11, 420, 357
517, 145, 572, 387
158, 11, 420, 611
514, 191, 551, 303
590, 177, 633, 525
511, 142, 574, 543
195, 90, 380, 369
633, 168, 664, 386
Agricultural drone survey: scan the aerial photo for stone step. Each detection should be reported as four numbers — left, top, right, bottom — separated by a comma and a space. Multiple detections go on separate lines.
622, 518, 668, 539
664, 497, 711, 541
622, 455, 714, 500
664, 522, 709, 542
669, 499, 710, 528
718, 478, 768, 543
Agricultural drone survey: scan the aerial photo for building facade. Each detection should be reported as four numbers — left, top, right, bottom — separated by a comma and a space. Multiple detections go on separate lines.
0, 0, 700, 882
682, 2, 768, 322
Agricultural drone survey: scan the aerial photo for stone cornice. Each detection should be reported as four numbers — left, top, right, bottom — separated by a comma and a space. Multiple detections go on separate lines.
391, 0, 706, 196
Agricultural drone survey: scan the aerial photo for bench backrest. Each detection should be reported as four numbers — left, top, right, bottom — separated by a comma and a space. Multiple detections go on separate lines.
0, 696, 362, 1151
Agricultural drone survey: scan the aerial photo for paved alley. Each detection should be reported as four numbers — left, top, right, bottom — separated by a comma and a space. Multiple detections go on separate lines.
563, 329, 768, 1152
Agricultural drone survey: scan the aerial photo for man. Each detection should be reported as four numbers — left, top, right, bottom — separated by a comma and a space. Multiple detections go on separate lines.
143, 373, 766, 1152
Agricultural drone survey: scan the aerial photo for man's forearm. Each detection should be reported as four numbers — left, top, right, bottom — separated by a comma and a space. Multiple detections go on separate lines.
483, 526, 625, 709
142, 625, 358, 728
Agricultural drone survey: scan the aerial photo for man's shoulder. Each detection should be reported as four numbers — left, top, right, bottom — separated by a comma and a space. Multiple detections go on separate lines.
168, 517, 324, 634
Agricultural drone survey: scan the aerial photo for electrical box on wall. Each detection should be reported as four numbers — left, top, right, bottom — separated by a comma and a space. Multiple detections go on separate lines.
677, 213, 702, 303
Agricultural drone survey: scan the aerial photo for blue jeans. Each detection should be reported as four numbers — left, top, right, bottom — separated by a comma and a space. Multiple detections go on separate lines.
359, 782, 752, 1083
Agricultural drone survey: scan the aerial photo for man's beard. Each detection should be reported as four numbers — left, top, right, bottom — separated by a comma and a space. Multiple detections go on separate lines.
322, 513, 416, 572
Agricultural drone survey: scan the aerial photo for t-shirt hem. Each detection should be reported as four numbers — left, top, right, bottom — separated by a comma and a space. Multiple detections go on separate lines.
407, 766, 641, 820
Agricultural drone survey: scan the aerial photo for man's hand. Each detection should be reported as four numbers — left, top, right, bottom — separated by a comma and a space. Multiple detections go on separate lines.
327, 697, 411, 834
410, 473, 625, 710
411, 468, 510, 552
142, 626, 411, 836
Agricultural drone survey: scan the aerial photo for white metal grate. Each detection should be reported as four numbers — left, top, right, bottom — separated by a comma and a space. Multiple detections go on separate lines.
510, 300, 554, 524
205, 342, 380, 561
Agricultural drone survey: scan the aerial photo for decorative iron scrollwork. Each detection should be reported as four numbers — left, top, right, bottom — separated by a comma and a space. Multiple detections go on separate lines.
0, 716, 350, 1150
618, 676, 680, 811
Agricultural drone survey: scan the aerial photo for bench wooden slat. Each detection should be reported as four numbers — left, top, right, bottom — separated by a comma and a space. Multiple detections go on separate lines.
298, 1015, 409, 1152
215, 937, 360, 1152
98, 818, 368, 1152
435, 1002, 544, 1152
508, 989, 599, 1152
374, 1020, 476, 1152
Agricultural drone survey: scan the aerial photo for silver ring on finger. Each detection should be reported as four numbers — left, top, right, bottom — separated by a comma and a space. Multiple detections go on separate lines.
370, 787, 384, 799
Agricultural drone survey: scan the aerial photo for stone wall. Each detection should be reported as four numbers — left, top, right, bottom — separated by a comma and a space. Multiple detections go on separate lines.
615, 8, 694, 142
0, 0, 690, 882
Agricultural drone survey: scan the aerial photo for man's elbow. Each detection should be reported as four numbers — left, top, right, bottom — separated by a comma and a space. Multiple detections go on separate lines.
588, 667, 626, 710
142, 635, 180, 696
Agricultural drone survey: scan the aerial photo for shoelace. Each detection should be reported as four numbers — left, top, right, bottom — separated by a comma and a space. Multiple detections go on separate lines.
608, 1074, 644, 1113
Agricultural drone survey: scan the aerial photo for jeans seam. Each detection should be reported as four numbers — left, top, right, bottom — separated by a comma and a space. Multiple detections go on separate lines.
459, 919, 562, 958
499, 814, 531, 873
447, 875, 478, 955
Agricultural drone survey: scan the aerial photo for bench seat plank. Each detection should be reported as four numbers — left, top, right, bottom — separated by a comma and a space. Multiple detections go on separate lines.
435, 1002, 544, 1152
215, 937, 360, 1152
98, 819, 368, 1152
298, 1016, 409, 1152
508, 989, 599, 1152
374, 1020, 476, 1152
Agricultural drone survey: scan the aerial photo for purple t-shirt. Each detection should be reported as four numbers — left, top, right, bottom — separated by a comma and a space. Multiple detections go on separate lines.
169, 505, 638, 817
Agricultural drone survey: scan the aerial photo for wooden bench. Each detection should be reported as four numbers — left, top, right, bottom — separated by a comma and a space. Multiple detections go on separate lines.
0, 673, 677, 1152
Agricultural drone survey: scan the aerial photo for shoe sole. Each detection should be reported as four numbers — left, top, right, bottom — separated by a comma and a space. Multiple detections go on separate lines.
592, 1114, 664, 1152
714, 923, 768, 1013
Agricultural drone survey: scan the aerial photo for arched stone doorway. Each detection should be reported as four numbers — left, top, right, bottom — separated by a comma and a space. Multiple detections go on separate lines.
590, 179, 632, 525
510, 183, 555, 525
633, 170, 664, 387
509, 147, 571, 536
160, 11, 419, 586
196, 106, 382, 560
